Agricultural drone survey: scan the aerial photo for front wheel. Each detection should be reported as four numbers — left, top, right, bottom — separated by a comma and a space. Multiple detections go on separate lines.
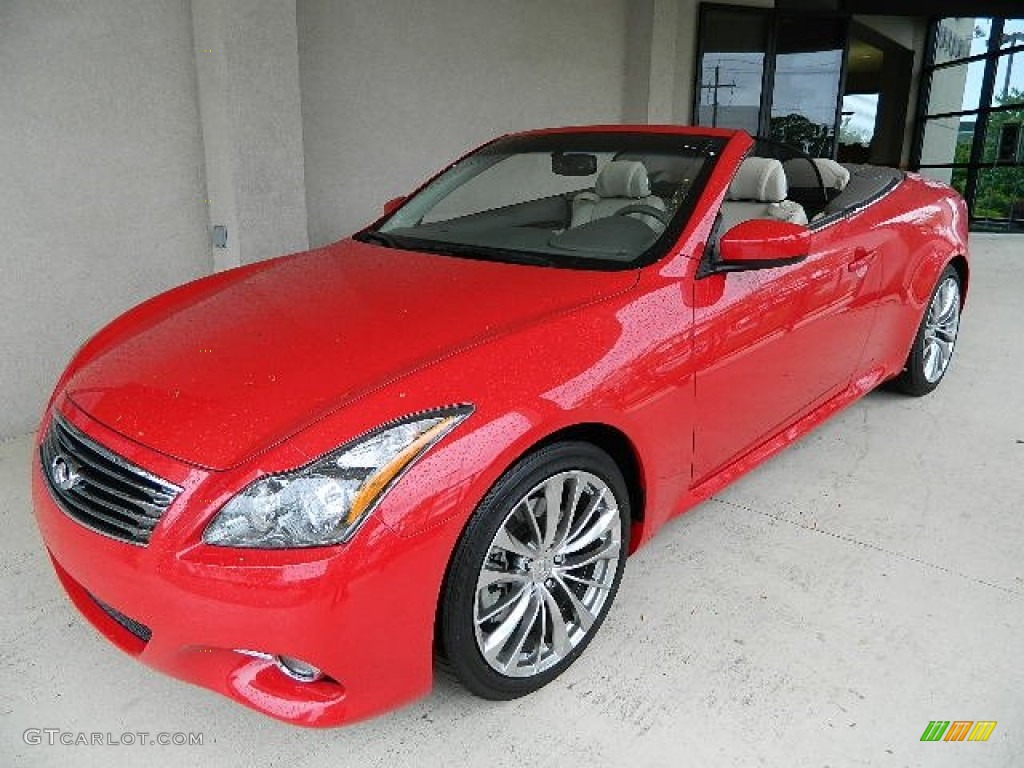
439, 441, 629, 700
890, 264, 962, 397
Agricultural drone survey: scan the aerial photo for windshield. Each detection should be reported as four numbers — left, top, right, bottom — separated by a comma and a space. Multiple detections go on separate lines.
357, 132, 726, 270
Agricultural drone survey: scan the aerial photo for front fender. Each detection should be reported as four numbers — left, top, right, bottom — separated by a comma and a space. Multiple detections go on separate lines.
347, 277, 696, 549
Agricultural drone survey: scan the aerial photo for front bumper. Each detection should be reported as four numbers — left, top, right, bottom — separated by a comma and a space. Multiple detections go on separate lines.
32, 405, 462, 727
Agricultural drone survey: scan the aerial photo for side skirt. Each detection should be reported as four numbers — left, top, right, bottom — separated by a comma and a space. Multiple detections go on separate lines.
631, 365, 888, 549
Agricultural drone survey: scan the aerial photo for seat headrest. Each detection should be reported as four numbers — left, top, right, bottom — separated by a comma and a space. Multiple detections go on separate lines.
783, 158, 851, 191
727, 157, 787, 203
595, 160, 651, 199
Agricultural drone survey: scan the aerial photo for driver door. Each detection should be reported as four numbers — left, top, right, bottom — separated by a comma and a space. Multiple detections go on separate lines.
690, 216, 880, 485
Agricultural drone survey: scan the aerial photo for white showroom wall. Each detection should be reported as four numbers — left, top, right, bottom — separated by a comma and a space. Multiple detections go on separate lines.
1, 0, 682, 438
191, 0, 309, 272
297, 0, 639, 245
0, 1, 211, 437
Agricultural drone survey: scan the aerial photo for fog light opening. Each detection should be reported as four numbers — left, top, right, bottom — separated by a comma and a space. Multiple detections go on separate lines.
275, 655, 323, 683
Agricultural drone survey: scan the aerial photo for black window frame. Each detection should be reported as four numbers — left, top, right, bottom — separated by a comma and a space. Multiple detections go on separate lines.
912, 16, 1024, 227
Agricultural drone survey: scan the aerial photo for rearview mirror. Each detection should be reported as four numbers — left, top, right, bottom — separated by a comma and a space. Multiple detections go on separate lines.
715, 219, 810, 272
382, 196, 407, 216
552, 152, 598, 176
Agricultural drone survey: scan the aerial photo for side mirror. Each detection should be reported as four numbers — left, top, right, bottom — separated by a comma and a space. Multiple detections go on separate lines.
382, 196, 407, 216
715, 219, 810, 272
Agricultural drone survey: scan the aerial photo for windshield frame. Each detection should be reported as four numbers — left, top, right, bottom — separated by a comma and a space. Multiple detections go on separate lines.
355, 131, 728, 271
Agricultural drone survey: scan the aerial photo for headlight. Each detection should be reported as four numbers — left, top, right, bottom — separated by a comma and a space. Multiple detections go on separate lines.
203, 406, 472, 548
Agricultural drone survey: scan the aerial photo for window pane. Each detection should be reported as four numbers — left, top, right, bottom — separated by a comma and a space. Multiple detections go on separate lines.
696, 9, 769, 133
920, 116, 974, 166
992, 50, 1024, 107
973, 166, 1024, 220
840, 93, 878, 148
697, 53, 765, 133
769, 17, 845, 156
933, 18, 990, 65
981, 110, 1024, 162
927, 58, 987, 115
999, 18, 1024, 49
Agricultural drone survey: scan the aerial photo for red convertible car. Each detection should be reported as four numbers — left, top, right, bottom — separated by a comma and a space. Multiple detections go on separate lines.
33, 125, 968, 726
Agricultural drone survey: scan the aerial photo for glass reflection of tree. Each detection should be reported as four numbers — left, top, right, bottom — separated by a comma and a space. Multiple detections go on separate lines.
954, 89, 1024, 220
769, 113, 833, 157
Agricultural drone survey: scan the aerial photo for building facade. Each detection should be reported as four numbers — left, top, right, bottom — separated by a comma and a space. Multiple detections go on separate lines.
1, 0, 1020, 437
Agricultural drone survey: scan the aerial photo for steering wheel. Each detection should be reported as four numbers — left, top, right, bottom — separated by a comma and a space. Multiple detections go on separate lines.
613, 204, 670, 225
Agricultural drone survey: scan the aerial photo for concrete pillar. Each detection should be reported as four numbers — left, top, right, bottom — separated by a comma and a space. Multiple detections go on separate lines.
622, 0, 655, 123
191, 0, 308, 270
622, 0, 690, 125
673, 0, 699, 125
646, 0, 681, 124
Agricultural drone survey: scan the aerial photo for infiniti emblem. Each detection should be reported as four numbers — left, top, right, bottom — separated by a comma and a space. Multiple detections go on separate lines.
51, 454, 82, 492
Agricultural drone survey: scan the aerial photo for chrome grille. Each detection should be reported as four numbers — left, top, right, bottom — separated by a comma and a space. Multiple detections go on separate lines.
40, 414, 181, 545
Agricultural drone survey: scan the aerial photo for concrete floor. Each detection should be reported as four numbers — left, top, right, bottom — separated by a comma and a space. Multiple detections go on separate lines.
1, 235, 1021, 767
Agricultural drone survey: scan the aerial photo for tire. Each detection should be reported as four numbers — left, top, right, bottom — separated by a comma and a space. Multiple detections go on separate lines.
439, 441, 630, 700
889, 264, 962, 397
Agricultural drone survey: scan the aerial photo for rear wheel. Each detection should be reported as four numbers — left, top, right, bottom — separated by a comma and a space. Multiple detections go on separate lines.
440, 441, 629, 699
890, 264, 961, 396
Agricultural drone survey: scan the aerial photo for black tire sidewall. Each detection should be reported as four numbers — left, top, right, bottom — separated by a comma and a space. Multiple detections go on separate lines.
440, 441, 630, 700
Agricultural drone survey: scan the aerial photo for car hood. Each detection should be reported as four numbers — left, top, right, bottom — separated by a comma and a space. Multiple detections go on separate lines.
65, 240, 637, 469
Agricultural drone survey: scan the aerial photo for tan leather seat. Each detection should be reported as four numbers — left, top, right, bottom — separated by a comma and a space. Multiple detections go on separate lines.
719, 157, 808, 231
571, 160, 666, 231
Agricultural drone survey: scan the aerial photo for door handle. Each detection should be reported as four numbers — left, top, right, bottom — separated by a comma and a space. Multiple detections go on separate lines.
847, 247, 875, 273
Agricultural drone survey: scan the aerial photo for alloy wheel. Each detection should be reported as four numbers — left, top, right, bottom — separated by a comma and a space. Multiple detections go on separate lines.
922, 275, 960, 383
472, 470, 622, 678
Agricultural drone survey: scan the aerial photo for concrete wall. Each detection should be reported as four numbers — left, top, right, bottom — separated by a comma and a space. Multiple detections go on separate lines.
192, 0, 309, 271
297, 0, 633, 245
0, 1, 210, 437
